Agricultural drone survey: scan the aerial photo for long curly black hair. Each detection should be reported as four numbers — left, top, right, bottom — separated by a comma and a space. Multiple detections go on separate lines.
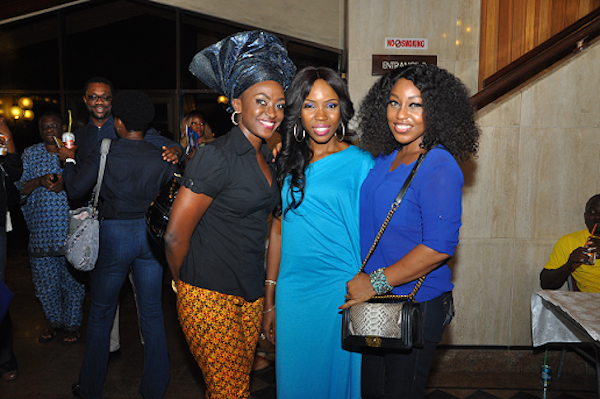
358, 64, 479, 162
276, 66, 354, 216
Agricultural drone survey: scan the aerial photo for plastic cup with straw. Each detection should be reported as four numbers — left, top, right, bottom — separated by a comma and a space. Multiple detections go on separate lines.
62, 110, 75, 149
583, 223, 598, 265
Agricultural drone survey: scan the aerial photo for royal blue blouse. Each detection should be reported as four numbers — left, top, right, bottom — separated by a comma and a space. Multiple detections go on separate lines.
359, 146, 463, 302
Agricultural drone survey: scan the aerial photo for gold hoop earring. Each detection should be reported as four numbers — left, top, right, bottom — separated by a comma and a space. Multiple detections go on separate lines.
336, 123, 346, 142
293, 124, 305, 142
231, 111, 239, 126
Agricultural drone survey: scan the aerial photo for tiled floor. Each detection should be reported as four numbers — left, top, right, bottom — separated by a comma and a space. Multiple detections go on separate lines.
1, 247, 597, 399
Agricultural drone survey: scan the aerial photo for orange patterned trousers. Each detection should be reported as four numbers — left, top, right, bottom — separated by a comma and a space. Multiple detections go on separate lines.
177, 281, 263, 399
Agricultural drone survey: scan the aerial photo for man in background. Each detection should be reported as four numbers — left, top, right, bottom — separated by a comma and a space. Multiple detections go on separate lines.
541, 194, 600, 292
62, 76, 182, 164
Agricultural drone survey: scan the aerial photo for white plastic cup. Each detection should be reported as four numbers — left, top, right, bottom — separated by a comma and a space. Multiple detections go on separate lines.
62, 132, 75, 149
0, 134, 7, 155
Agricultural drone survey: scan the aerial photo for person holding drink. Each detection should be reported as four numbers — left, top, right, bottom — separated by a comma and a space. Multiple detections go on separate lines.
17, 112, 86, 345
541, 194, 600, 292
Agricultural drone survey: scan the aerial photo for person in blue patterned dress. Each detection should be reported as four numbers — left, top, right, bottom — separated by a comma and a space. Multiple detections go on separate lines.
17, 112, 85, 345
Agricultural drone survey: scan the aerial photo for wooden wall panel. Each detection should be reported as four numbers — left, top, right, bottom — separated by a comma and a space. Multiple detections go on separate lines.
511, 1, 528, 60
497, 0, 513, 67
479, 0, 500, 86
524, 0, 537, 52
565, 0, 582, 25
536, 0, 552, 43
550, 0, 566, 35
479, 0, 600, 90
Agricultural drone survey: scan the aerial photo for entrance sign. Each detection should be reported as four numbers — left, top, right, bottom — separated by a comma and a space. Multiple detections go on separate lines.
372, 55, 437, 76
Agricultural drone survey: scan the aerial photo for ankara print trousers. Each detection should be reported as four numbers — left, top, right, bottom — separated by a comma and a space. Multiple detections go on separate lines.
29, 256, 85, 330
177, 281, 263, 399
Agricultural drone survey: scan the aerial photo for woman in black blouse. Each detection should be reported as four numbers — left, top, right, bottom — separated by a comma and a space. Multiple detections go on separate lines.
63, 91, 177, 399
164, 31, 295, 398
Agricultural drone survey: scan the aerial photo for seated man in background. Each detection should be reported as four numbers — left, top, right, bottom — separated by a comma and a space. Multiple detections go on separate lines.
541, 194, 600, 292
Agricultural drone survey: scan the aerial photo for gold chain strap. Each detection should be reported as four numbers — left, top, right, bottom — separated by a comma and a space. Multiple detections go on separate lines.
358, 152, 428, 302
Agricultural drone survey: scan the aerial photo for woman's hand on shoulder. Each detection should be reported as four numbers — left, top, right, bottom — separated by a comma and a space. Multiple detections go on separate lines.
339, 272, 376, 310
162, 146, 182, 164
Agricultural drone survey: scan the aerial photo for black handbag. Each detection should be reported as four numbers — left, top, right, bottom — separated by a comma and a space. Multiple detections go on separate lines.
342, 153, 427, 350
145, 173, 182, 244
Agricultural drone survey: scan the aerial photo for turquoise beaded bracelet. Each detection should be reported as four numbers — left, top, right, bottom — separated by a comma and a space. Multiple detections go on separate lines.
370, 268, 393, 295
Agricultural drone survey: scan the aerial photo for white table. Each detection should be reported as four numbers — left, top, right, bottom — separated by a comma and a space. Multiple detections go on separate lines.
531, 291, 600, 395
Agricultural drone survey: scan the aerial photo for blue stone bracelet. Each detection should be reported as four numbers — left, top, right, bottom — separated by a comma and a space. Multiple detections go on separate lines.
370, 268, 393, 295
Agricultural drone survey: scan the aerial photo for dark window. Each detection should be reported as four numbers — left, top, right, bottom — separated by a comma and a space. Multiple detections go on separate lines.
64, 1, 176, 90
0, 0, 342, 151
0, 14, 60, 90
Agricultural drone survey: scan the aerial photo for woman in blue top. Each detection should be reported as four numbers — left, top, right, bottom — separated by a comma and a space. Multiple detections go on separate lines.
263, 66, 374, 398
341, 64, 480, 399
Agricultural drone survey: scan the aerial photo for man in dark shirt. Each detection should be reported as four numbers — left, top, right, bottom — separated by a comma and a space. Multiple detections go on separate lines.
59, 76, 182, 164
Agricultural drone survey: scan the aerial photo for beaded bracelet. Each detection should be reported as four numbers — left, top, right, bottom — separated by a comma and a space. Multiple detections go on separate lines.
369, 268, 393, 295
265, 279, 277, 286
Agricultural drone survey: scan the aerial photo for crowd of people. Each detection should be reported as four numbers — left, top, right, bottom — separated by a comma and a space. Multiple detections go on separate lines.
0, 29, 483, 399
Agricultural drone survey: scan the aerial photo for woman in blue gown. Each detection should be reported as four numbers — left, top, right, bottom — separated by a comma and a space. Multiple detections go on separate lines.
263, 66, 374, 398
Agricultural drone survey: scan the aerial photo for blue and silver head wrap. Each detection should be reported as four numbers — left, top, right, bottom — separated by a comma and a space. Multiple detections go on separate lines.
189, 30, 296, 113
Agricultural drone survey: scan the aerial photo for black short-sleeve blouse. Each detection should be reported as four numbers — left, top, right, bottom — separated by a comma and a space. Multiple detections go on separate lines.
179, 126, 279, 301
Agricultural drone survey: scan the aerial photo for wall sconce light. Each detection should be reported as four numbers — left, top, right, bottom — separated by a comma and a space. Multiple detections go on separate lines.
18, 96, 33, 110
9, 105, 23, 120
6, 95, 35, 128
9, 96, 34, 123
217, 95, 228, 105
23, 109, 35, 121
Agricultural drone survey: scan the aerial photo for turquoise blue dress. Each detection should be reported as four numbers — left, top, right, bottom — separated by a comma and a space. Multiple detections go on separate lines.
275, 145, 374, 399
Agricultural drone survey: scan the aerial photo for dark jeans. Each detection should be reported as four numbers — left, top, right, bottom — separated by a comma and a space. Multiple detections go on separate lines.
79, 219, 169, 399
0, 228, 17, 375
361, 291, 454, 399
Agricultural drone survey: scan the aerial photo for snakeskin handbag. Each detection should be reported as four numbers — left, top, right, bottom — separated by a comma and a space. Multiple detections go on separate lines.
342, 153, 427, 350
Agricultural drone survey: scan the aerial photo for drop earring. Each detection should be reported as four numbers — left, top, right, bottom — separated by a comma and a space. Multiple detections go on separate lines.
293, 124, 305, 142
336, 123, 346, 142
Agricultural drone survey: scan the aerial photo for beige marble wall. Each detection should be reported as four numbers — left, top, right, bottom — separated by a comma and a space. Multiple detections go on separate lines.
150, 0, 344, 49
451, 40, 600, 345
347, 0, 481, 106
